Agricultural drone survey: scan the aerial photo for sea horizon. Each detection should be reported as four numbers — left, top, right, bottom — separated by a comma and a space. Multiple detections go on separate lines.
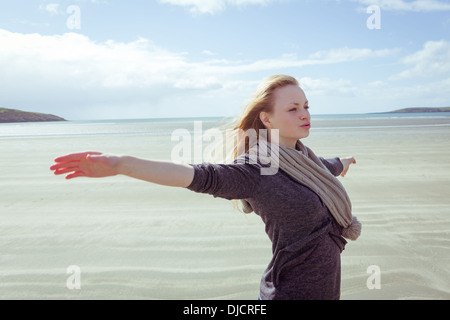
46, 110, 450, 123
2, 109, 450, 123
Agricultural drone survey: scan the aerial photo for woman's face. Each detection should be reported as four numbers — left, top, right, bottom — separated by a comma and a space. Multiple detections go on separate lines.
260, 85, 311, 148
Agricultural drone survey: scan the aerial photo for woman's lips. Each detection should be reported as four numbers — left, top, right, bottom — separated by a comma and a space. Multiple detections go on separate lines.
300, 123, 311, 129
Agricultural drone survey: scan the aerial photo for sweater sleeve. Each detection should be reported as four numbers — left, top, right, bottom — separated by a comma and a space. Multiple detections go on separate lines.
319, 157, 344, 177
186, 161, 262, 200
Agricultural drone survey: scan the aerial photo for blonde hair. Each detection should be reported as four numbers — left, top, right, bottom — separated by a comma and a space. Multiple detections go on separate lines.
202, 75, 300, 213
232, 74, 299, 158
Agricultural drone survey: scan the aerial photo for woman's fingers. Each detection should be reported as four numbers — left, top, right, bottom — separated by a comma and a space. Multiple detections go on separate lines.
53, 166, 80, 175
66, 171, 86, 179
54, 151, 102, 163
50, 160, 80, 171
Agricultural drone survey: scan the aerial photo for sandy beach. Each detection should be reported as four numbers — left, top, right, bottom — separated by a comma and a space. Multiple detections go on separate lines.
1, 115, 449, 300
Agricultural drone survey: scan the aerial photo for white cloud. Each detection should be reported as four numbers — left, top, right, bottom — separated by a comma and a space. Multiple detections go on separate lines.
197, 48, 399, 75
0, 28, 445, 119
390, 40, 450, 80
0, 29, 398, 88
158, 0, 278, 15
162, 0, 450, 15
0, 30, 193, 88
360, 77, 450, 111
227, 0, 276, 7
299, 77, 357, 97
39, 3, 62, 16
202, 50, 217, 56
309, 47, 399, 62
159, 0, 225, 15
352, 0, 450, 12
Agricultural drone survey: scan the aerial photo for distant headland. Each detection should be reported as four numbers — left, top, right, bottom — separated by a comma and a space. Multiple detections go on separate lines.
0, 108, 66, 123
385, 107, 450, 113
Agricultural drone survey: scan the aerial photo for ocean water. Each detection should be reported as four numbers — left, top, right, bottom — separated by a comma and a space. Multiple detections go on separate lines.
1, 112, 449, 139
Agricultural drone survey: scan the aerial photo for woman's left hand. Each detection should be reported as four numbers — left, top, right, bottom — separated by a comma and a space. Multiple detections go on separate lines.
339, 156, 356, 177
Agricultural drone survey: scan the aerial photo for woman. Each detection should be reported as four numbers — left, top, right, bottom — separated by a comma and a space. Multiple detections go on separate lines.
50, 75, 360, 300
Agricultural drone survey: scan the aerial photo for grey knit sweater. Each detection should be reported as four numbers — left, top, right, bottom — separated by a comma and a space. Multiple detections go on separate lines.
187, 154, 347, 300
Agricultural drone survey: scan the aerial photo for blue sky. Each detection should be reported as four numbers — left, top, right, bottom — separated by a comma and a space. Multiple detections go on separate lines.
0, 0, 449, 120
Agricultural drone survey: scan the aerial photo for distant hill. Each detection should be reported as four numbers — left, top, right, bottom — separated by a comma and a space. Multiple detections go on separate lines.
387, 107, 450, 113
0, 108, 66, 123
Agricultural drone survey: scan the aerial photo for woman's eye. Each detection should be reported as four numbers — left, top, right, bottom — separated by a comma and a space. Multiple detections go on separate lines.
289, 108, 296, 112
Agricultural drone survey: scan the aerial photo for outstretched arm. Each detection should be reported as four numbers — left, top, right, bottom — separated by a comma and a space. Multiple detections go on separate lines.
50, 152, 195, 188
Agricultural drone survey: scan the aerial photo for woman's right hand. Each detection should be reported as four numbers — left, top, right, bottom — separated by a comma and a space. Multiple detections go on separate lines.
50, 152, 121, 179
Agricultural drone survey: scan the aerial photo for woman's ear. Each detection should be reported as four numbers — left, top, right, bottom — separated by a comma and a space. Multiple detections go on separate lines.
259, 111, 272, 129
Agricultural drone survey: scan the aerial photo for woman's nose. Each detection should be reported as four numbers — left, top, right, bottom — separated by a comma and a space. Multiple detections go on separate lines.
299, 109, 310, 120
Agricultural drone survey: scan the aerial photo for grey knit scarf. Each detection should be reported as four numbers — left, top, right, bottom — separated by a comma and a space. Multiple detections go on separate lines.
237, 136, 361, 241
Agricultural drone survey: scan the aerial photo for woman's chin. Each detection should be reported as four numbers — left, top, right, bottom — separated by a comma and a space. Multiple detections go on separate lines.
298, 131, 310, 139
